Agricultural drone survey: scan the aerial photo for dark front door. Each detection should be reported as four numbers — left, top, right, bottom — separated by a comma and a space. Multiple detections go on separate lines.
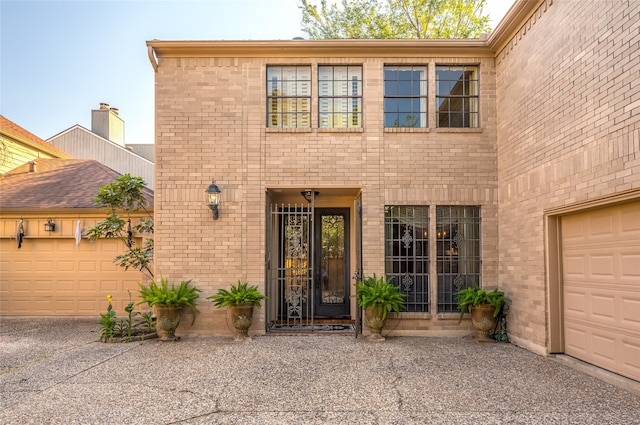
314, 208, 350, 318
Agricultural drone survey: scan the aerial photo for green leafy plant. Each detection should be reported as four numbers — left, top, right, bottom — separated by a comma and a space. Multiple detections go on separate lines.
123, 291, 139, 338
140, 311, 155, 332
97, 294, 156, 342
84, 174, 154, 279
208, 281, 268, 308
355, 274, 406, 322
97, 295, 117, 339
138, 277, 201, 308
456, 284, 510, 323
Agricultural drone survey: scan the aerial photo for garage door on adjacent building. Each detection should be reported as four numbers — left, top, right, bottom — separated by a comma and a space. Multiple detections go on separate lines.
0, 237, 143, 316
561, 201, 640, 382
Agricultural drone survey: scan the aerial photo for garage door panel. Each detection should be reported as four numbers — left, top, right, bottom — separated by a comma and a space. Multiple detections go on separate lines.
623, 341, 640, 373
58, 260, 75, 272
591, 293, 615, 321
99, 260, 119, 272
13, 261, 32, 272
77, 299, 99, 314
591, 333, 616, 363
0, 238, 144, 316
56, 280, 75, 292
565, 325, 587, 354
562, 200, 640, 382
589, 212, 614, 237
10, 280, 32, 293
621, 253, 640, 279
564, 289, 587, 316
620, 205, 640, 233
590, 255, 614, 277
622, 298, 640, 326
78, 260, 97, 272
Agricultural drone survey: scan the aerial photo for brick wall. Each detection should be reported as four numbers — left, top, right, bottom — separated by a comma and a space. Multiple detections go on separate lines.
496, 0, 640, 352
154, 53, 499, 336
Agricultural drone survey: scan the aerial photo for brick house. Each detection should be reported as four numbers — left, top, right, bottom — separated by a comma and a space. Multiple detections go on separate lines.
147, 0, 639, 382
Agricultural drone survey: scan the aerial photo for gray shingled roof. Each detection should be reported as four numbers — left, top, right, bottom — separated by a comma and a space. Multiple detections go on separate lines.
0, 159, 153, 210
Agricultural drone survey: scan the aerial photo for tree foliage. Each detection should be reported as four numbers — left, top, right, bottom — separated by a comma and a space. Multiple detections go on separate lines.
84, 174, 154, 279
299, 0, 491, 39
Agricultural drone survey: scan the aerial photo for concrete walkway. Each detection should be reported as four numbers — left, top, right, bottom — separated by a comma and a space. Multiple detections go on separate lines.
1, 317, 639, 424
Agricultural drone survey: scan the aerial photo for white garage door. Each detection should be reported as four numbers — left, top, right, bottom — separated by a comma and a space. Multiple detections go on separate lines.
561, 201, 640, 381
0, 237, 144, 316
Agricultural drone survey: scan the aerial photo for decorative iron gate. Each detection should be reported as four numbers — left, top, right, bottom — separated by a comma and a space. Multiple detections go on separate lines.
268, 197, 315, 330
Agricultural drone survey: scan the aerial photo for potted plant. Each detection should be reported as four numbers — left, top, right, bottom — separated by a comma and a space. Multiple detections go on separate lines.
208, 281, 268, 341
456, 284, 510, 343
138, 277, 201, 341
355, 274, 406, 341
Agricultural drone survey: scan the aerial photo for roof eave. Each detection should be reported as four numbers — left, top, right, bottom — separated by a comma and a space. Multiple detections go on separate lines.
486, 0, 544, 55
147, 38, 494, 59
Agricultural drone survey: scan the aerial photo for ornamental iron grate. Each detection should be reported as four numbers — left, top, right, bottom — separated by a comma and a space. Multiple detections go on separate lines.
436, 205, 481, 312
384, 205, 429, 312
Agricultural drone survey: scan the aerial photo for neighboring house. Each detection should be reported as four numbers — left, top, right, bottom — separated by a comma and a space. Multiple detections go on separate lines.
146, 0, 639, 381
0, 158, 154, 316
0, 115, 70, 174
48, 104, 155, 188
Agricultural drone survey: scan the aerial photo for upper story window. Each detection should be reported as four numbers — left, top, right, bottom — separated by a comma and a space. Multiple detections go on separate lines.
436, 65, 479, 128
384, 65, 428, 128
318, 65, 362, 128
267, 66, 311, 128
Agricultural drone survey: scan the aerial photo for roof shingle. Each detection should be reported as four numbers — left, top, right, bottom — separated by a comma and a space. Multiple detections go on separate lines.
0, 159, 153, 210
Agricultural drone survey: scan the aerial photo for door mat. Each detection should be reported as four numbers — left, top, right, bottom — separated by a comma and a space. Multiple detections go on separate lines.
269, 323, 355, 333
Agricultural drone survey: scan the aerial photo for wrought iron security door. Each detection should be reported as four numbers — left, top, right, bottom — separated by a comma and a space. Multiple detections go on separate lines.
268, 192, 352, 331
271, 202, 314, 328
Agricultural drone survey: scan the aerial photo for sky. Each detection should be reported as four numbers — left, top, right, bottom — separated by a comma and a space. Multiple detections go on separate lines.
1, 0, 515, 145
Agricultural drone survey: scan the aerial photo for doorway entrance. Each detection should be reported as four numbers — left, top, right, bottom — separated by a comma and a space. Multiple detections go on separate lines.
314, 208, 350, 317
266, 189, 361, 332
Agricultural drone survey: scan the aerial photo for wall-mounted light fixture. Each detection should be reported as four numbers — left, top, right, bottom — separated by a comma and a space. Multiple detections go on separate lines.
205, 180, 222, 220
301, 190, 319, 203
44, 218, 56, 232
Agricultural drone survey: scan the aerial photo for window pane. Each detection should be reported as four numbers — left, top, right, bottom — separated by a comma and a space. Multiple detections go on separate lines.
318, 65, 362, 128
383, 65, 427, 128
384, 205, 430, 313
436, 65, 479, 128
384, 98, 398, 112
266, 65, 311, 128
436, 206, 481, 313
385, 80, 398, 96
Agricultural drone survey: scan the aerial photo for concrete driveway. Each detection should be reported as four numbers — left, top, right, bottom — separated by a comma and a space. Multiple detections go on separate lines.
1, 317, 639, 424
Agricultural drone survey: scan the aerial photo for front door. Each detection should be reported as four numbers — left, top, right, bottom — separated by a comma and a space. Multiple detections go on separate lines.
314, 208, 350, 318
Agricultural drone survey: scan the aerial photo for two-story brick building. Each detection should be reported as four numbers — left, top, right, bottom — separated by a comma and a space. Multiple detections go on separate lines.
147, 0, 639, 382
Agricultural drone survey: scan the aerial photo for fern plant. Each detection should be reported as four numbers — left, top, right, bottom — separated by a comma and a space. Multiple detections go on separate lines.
208, 281, 268, 308
137, 277, 201, 310
456, 284, 510, 323
355, 274, 406, 322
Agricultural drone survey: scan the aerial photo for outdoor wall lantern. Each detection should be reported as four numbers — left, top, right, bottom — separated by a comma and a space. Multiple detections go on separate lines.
44, 218, 56, 232
205, 180, 222, 220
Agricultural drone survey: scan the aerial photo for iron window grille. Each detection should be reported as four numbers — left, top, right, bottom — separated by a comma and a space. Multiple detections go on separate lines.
436, 206, 481, 312
384, 205, 430, 312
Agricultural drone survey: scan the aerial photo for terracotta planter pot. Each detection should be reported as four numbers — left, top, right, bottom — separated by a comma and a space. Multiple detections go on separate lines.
154, 304, 182, 341
364, 305, 386, 341
228, 303, 254, 341
470, 304, 497, 343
